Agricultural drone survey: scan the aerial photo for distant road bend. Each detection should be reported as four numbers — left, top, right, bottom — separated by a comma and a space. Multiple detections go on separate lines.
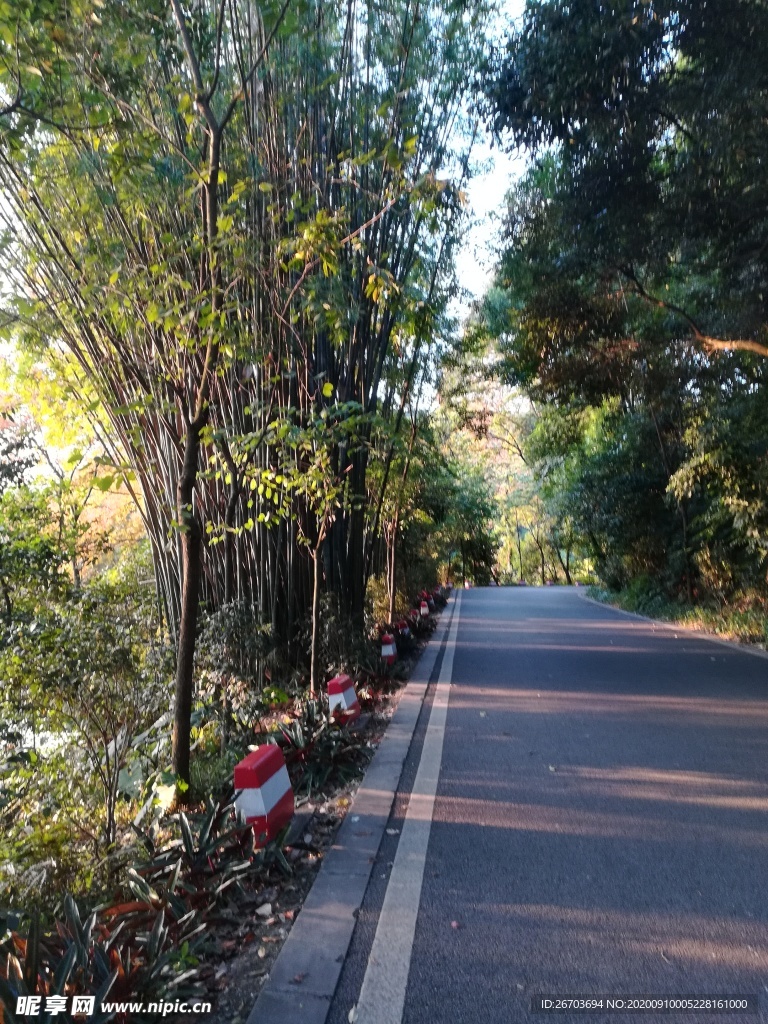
329, 587, 768, 1024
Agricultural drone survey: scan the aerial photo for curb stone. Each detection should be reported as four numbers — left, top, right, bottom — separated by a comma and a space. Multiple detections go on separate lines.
245, 597, 455, 1024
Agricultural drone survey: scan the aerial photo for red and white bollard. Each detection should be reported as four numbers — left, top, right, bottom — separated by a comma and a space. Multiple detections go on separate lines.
419, 599, 429, 617
328, 673, 361, 722
234, 745, 294, 847
381, 632, 397, 666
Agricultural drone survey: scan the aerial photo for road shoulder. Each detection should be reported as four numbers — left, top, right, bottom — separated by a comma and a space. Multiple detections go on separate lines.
245, 598, 456, 1024
578, 589, 768, 661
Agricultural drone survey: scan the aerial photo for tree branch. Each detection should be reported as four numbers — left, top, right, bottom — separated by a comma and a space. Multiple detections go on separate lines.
618, 265, 768, 358
220, 0, 292, 130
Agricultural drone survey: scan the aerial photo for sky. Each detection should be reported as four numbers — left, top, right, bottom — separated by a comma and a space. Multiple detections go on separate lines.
452, 0, 527, 312
454, 142, 525, 308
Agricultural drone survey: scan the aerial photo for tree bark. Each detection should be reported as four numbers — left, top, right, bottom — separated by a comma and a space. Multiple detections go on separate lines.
515, 509, 523, 580
310, 542, 323, 699
387, 517, 398, 624
172, 423, 204, 789
551, 533, 573, 584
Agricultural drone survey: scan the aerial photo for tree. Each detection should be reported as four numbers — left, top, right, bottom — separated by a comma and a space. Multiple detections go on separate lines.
2, 0, 494, 785
484, 0, 768, 360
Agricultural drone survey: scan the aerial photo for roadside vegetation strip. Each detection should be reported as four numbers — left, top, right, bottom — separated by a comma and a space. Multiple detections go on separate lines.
0, 600, 447, 1021
352, 592, 461, 1024
247, 598, 457, 1024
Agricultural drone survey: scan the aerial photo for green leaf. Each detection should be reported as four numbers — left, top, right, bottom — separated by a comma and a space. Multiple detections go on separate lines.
179, 812, 195, 860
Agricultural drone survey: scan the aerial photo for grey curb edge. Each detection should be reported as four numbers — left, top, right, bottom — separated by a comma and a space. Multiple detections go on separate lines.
245, 596, 456, 1024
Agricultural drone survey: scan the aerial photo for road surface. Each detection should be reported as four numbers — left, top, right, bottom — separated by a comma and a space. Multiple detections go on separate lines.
328, 587, 768, 1024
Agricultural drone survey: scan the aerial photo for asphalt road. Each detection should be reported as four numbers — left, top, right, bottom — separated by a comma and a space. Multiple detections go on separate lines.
328, 587, 768, 1024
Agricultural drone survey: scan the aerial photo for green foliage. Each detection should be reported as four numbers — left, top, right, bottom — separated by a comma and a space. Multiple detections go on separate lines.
195, 601, 273, 737
275, 702, 369, 801
0, 539, 171, 906
486, 0, 768, 362
0, 792, 288, 1020
0, 421, 35, 496
479, 0, 768, 613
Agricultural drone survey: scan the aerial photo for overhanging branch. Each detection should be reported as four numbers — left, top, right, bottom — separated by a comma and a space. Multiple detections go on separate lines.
618, 265, 768, 358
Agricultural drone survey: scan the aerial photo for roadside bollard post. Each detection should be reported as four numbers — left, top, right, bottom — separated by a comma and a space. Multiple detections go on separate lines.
234, 746, 294, 848
327, 673, 361, 723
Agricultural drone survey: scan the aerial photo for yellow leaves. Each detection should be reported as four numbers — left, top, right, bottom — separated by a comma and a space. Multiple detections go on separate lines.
365, 264, 399, 305
226, 180, 249, 206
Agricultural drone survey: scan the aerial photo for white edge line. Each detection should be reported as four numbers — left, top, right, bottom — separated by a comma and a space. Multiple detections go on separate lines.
353, 592, 462, 1024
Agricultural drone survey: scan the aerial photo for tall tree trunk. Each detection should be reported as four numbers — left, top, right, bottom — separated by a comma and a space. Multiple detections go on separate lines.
649, 406, 693, 602
533, 533, 546, 585
551, 533, 572, 584
172, 424, 203, 789
387, 518, 398, 624
515, 509, 523, 580
310, 541, 323, 699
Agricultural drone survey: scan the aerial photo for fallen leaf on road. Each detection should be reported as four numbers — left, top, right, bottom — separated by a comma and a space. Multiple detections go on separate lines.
292, 972, 306, 984
479, 711, 487, 717
348, 1005, 358, 1022
386, 828, 400, 835
451, 920, 461, 929
548, 765, 557, 772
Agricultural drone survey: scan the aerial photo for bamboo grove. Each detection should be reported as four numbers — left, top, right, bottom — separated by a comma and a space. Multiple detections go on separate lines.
0, 0, 494, 780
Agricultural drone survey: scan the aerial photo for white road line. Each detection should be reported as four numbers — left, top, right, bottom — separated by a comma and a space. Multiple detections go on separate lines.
353, 592, 462, 1024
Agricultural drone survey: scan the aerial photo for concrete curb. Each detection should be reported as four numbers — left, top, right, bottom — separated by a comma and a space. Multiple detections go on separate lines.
578, 590, 768, 661
246, 598, 456, 1024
